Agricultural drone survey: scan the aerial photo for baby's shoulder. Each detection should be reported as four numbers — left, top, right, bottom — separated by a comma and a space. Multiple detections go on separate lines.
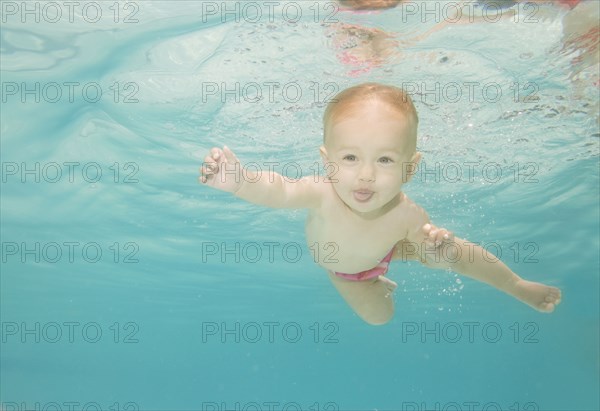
397, 193, 427, 215
310, 177, 339, 199
393, 193, 430, 230
297, 176, 339, 211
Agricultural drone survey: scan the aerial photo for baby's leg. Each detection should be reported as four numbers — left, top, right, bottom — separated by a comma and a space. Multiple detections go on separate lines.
327, 271, 397, 325
395, 238, 562, 312
503, 279, 562, 313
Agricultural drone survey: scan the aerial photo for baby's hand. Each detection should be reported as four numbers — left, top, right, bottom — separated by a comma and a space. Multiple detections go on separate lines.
422, 223, 454, 247
199, 146, 243, 193
422, 223, 459, 263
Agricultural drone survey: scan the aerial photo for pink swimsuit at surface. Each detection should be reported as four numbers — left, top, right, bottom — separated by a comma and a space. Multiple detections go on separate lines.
334, 247, 395, 281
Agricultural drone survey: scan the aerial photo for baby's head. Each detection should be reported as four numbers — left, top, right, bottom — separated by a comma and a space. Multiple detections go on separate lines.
321, 83, 421, 215
323, 82, 418, 152
338, 0, 403, 10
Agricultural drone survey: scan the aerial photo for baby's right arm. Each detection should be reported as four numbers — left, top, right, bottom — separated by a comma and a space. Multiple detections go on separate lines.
199, 146, 323, 209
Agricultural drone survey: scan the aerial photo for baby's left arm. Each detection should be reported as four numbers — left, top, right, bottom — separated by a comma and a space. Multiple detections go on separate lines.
404, 204, 521, 292
402, 207, 459, 270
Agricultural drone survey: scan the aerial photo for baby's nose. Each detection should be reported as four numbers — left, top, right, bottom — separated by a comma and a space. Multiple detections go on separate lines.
358, 165, 375, 182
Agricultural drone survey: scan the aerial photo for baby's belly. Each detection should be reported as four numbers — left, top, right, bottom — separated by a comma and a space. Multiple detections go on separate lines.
304, 211, 400, 273
305, 232, 396, 274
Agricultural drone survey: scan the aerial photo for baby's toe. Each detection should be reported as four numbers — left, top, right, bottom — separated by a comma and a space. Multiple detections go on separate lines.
539, 302, 555, 313
547, 288, 561, 303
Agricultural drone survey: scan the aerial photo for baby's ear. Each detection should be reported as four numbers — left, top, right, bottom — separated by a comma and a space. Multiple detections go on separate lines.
403, 151, 422, 184
319, 146, 329, 163
411, 151, 422, 164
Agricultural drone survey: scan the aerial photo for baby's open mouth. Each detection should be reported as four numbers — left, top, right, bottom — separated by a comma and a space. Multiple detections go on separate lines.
353, 190, 374, 202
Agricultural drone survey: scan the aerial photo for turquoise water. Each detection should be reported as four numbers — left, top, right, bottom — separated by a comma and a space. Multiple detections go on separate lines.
1, 1, 599, 410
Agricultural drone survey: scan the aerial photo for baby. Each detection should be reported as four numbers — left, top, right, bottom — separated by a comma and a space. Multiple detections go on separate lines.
199, 83, 562, 325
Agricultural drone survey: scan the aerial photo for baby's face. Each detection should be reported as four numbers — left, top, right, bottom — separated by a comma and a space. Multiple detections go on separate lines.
322, 101, 418, 217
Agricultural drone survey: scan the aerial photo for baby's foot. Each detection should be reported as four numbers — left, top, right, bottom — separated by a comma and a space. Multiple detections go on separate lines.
509, 279, 562, 313
376, 276, 398, 298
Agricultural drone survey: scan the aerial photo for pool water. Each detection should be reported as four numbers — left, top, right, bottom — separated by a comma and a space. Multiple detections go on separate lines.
1, 1, 599, 410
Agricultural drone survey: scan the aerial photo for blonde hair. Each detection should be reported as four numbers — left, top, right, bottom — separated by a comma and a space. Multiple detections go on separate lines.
323, 82, 418, 143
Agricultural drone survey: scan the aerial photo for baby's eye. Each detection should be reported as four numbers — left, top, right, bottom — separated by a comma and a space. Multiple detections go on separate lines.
343, 155, 357, 161
379, 157, 394, 164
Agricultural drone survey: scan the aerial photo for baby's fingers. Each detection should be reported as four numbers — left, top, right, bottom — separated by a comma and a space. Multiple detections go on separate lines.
422, 224, 435, 245
423, 223, 454, 247
202, 156, 218, 172
203, 153, 217, 167
222, 145, 240, 165
425, 226, 439, 245
210, 147, 223, 160
432, 229, 454, 246
199, 165, 213, 183
441, 230, 455, 243
200, 156, 218, 183
443, 231, 458, 259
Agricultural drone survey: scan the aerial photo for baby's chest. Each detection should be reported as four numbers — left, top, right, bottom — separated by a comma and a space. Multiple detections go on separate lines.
305, 211, 404, 253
